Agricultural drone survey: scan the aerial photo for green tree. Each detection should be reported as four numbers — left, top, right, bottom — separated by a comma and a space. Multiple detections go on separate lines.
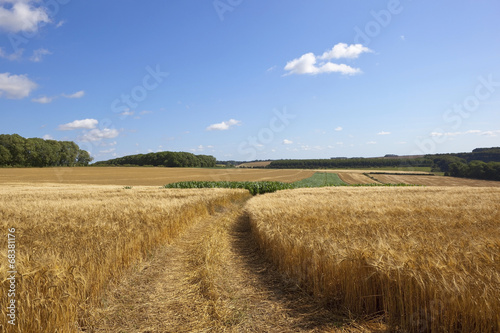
0, 145, 12, 165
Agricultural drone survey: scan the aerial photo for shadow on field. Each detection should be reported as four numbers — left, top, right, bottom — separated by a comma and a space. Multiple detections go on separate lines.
229, 213, 384, 332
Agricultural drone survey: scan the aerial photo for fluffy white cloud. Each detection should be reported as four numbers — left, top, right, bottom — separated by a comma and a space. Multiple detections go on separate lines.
62, 90, 85, 99
0, 0, 51, 33
334, 126, 343, 131
284, 53, 361, 76
42, 134, 53, 140
318, 43, 372, 60
32, 96, 53, 104
284, 43, 371, 76
58, 119, 98, 131
0, 72, 37, 99
79, 128, 119, 142
282, 139, 293, 145
206, 119, 241, 131
377, 131, 391, 135
366, 141, 377, 145
30, 48, 51, 62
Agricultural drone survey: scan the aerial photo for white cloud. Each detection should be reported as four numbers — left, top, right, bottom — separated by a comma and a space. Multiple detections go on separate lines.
31, 90, 84, 103
0, 47, 23, 61
334, 126, 343, 131
120, 110, 134, 116
62, 90, 85, 99
366, 141, 377, 145
55, 20, 65, 28
400, 35, 406, 41
284, 43, 371, 76
99, 148, 116, 154
206, 119, 241, 131
0, 0, 51, 33
30, 48, 51, 62
282, 139, 293, 145
0, 72, 37, 99
318, 43, 372, 60
79, 128, 119, 142
58, 119, 98, 131
377, 131, 391, 135
32, 96, 54, 104
42, 134, 53, 140
266, 65, 277, 72
430, 130, 500, 138
284, 53, 361, 76
139, 110, 152, 115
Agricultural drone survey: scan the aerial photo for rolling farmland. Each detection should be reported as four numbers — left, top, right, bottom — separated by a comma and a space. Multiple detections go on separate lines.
2, 167, 500, 332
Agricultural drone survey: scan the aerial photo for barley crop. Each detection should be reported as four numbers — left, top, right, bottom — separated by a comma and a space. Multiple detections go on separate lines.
246, 187, 500, 332
0, 184, 249, 332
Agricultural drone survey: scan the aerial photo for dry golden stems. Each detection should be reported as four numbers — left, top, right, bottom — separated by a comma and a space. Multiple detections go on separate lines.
246, 187, 500, 333
0, 184, 248, 333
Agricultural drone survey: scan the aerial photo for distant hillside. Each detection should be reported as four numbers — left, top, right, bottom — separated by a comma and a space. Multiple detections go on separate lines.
93, 151, 216, 168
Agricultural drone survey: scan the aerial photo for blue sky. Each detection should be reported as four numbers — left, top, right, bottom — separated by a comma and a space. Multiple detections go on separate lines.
1, 0, 499, 162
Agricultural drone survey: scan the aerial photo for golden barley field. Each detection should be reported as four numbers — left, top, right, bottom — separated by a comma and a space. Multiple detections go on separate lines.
0, 167, 314, 186
246, 187, 500, 333
0, 184, 250, 333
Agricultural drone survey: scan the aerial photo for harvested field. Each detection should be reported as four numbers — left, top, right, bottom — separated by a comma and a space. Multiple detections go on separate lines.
370, 173, 500, 187
236, 161, 272, 168
0, 167, 314, 186
337, 172, 379, 184
246, 187, 500, 332
318, 169, 433, 174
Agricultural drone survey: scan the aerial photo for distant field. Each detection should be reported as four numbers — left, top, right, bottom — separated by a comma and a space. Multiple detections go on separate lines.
337, 172, 379, 184
0, 167, 314, 186
236, 161, 272, 168
293, 172, 347, 187
370, 173, 500, 187
317, 168, 433, 174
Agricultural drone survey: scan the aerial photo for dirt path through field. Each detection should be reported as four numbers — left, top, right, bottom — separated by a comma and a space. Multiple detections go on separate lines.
88, 198, 369, 332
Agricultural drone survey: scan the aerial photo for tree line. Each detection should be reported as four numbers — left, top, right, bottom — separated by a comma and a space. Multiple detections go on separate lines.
447, 161, 500, 181
267, 157, 432, 169
0, 134, 93, 167
93, 151, 217, 168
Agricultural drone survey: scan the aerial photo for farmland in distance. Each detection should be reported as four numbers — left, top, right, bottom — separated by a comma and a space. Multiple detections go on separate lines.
0, 167, 314, 186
